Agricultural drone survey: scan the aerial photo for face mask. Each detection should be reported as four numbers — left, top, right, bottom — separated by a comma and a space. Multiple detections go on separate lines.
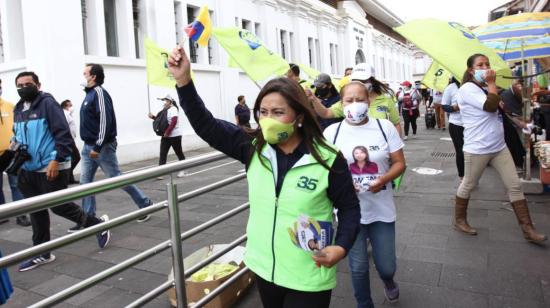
474, 69, 487, 83
17, 86, 39, 102
364, 82, 373, 93
81, 76, 91, 88
315, 87, 330, 98
259, 117, 295, 144
68, 107, 74, 114
344, 102, 369, 124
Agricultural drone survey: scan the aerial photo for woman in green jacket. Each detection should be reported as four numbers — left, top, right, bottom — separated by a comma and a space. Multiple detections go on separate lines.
167, 46, 360, 308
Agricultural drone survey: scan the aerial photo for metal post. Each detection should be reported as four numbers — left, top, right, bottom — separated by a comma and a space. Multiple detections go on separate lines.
167, 183, 187, 308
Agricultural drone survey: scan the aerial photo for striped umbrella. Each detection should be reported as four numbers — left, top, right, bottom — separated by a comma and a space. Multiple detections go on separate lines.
473, 12, 550, 62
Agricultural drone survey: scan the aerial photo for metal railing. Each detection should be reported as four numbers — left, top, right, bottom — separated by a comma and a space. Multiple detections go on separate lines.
0, 151, 251, 308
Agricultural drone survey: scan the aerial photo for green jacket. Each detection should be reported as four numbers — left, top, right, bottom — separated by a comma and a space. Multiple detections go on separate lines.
244, 143, 337, 291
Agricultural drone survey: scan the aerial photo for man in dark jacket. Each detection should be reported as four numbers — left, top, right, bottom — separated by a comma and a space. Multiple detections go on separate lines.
13, 72, 110, 272
74, 64, 152, 232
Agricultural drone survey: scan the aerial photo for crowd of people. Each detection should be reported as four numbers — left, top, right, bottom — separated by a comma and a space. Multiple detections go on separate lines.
0, 46, 548, 307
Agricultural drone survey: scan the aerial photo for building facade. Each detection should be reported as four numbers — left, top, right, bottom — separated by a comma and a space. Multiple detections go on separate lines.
0, 0, 414, 164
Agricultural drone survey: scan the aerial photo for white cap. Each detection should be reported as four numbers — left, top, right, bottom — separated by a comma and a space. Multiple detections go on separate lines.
350, 63, 375, 81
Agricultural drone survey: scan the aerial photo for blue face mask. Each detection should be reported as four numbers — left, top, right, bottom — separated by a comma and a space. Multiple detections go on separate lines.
474, 69, 487, 83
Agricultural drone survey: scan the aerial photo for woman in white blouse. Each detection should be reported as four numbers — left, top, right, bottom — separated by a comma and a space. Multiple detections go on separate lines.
454, 54, 546, 243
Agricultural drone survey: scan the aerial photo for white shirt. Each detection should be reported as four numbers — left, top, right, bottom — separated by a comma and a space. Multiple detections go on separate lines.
457, 82, 506, 154
63, 109, 77, 139
324, 118, 404, 225
442, 83, 462, 126
166, 105, 182, 137
432, 90, 443, 104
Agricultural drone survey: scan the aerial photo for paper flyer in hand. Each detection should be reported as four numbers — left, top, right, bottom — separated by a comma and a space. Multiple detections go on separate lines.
287, 214, 333, 252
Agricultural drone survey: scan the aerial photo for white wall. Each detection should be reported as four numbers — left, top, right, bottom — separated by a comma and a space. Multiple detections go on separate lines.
0, 0, 415, 164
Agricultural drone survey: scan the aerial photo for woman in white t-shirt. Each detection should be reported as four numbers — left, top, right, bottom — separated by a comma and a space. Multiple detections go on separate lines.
148, 95, 186, 178
454, 53, 546, 243
441, 78, 464, 179
324, 81, 406, 307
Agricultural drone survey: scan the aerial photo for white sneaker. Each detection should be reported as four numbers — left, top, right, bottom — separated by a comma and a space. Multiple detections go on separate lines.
156, 176, 164, 180
403, 136, 408, 141
177, 171, 186, 178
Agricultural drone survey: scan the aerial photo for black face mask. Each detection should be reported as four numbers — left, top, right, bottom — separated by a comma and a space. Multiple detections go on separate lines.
315, 87, 330, 98
17, 86, 39, 102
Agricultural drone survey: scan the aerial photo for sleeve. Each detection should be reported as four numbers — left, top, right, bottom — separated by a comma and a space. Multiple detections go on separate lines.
460, 84, 488, 111
327, 154, 360, 254
92, 87, 114, 153
177, 82, 253, 164
329, 102, 344, 118
385, 97, 400, 124
442, 85, 453, 106
44, 98, 73, 162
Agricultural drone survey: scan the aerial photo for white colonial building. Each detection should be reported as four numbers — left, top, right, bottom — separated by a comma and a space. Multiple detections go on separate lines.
0, 0, 414, 164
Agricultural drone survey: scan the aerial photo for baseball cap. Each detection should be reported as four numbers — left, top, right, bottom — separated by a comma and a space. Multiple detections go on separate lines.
313, 73, 332, 88
400, 81, 412, 87
157, 94, 176, 103
350, 63, 375, 81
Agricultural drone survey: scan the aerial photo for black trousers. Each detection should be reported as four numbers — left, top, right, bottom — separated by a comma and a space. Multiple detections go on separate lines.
17, 169, 100, 258
448, 123, 465, 178
69, 141, 81, 182
159, 136, 186, 165
402, 109, 419, 136
255, 275, 331, 308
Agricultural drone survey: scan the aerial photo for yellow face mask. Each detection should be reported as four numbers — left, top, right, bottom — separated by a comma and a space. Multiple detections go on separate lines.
259, 117, 295, 144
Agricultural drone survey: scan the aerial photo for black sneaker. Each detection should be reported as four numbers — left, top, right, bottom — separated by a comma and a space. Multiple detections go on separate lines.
16, 215, 31, 226
19, 254, 56, 272
96, 215, 111, 249
67, 224, 84, 233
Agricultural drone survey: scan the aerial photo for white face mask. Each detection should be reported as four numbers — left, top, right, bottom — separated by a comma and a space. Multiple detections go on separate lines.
343, 102, 369, 124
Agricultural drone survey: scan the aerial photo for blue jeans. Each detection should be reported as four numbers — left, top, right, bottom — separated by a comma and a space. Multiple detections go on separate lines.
348, 222, 396, 308
80, 141, 151, 217
0, 174, 24, 204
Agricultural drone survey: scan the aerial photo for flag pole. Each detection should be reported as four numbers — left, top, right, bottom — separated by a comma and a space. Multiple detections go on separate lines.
146, 84, 151, 114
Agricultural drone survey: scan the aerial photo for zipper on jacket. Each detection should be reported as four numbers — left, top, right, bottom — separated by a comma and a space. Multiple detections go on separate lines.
270, 196, 279, 281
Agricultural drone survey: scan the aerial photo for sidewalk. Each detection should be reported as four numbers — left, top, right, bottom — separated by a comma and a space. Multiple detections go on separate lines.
1, 119, 549, 308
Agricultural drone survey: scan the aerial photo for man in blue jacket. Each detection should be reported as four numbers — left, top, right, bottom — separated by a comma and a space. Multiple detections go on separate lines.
13, 72, 110, 272
73, 63, 152, 232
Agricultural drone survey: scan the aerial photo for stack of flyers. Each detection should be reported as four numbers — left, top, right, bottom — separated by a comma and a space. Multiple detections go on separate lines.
287, 214, 334, 253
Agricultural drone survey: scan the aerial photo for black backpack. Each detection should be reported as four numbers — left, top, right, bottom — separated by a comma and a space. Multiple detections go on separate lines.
152, 108, 169, 136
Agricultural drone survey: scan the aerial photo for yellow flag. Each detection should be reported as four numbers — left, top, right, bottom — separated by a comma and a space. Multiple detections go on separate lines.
213, 27, 289, 81
422, 62, 452, 92
144, 38, 176, 88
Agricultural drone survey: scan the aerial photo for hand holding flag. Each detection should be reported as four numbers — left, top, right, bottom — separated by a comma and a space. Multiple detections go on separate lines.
167, 45, 192, 87
184, 5, 212, 47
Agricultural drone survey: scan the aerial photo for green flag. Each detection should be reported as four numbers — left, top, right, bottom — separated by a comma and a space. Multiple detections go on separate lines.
422, 62, 453, 92
395, 19, 512, 89
144, 38, 176, 88
213, 27, 289, 81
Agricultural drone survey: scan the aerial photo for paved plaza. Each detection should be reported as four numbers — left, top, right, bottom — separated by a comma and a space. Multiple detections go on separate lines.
1, 119, 549, 308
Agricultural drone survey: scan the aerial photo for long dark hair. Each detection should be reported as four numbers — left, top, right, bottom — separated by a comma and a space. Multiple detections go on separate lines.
462, 53, 487, 85
366, 76, 395, 97
249, 78, 338, 170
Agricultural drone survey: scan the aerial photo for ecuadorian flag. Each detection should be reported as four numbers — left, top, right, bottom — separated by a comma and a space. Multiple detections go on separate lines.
184, 5, 212, 47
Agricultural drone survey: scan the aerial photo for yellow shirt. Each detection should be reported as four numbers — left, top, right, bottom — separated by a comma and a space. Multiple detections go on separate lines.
0, 98, 15, 154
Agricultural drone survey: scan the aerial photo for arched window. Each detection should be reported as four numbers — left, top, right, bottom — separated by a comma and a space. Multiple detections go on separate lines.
355, 49, 366, 64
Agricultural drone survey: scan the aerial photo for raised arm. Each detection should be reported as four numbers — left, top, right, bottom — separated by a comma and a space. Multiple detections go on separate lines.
168, 45, 253, 164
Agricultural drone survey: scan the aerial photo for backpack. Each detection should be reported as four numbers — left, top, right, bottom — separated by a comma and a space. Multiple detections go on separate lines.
402, 92, 414, 109
152, 108, 169, 136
